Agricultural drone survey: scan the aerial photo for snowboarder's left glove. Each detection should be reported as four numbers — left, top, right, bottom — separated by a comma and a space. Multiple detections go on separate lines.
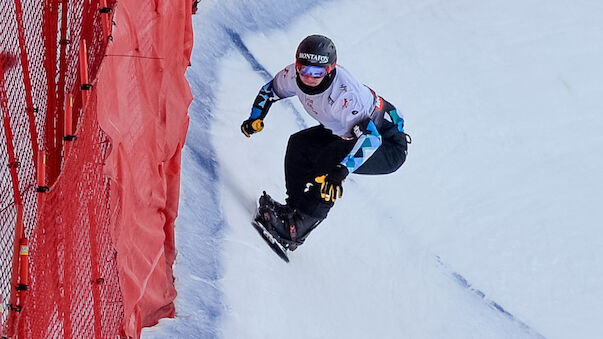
315, 164, 349, 203
241, 118, 264, 137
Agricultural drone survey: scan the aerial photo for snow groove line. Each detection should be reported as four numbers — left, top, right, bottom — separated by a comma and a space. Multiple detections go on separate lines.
224, 27, 307, 130
223, 27, 272, 80
435, 256, 547, 339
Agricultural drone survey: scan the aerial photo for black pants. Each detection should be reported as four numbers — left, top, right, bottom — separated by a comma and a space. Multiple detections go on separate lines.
284, 120, 408, 219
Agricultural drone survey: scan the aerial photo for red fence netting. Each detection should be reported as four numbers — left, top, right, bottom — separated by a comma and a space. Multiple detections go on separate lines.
1, 0, 193, 338
1, 0, 123, 337
95, 0, 193, 336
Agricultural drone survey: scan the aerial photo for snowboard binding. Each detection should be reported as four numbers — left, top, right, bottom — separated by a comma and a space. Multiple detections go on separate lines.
255, 191, 323, 252
256, 192, 303, 251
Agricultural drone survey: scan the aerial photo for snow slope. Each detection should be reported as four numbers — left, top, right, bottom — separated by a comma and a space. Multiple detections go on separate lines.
143, 0, 603, 338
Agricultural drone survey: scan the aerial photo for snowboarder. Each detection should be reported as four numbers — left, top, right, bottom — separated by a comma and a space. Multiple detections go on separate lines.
242, 34, 410, 252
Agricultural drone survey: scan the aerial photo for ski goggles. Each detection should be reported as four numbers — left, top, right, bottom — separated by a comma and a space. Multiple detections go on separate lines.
296, 64, 331, 78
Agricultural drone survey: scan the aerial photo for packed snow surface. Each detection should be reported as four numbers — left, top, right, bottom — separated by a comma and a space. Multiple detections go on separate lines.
143, 0, 603, 338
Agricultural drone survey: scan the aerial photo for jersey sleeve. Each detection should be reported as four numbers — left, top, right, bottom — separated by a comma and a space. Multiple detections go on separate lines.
272, 64, 298, 99
340, 119, 383, 173
247, 64, 298, 121
249, 80, 280, 120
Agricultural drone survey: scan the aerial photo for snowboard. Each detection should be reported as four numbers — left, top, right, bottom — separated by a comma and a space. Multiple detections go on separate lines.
251, 213, 290, 263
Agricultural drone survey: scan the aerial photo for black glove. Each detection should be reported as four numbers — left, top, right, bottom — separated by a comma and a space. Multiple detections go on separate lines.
314, 164, 349, 203
241, 118, 264, 137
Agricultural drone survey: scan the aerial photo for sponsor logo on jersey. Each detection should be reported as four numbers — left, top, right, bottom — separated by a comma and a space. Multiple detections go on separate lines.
375, 96, 383, 110
298, 53, 329, 64
342, 97, 352, 108
339, 84, 348, 92
306, 98, 318, 115
328, 96, 334, 106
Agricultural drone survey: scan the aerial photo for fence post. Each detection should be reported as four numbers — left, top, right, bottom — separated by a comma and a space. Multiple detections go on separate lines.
99, 0, 113, 42
14, 204, 28, 293
14, 0, 40, 167
80, 39, 92, 107
4, 204, 26, 337
0, 38, 24, 338
63, 93, 76, 160
36, 150, 49, 193
64, 94, 75, 140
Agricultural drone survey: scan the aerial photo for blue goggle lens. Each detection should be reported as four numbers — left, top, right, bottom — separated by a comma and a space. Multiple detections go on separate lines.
297, 65, 328, 78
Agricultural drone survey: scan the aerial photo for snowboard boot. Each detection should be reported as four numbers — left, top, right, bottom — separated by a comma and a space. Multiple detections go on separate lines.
278, 208, 323, 251
257, 192, 289, 238
257, 191, 323, 251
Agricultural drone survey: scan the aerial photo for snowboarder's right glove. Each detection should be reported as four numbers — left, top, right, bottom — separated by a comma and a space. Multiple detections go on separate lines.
315, 164, 349, 203
241, 118, 264, 137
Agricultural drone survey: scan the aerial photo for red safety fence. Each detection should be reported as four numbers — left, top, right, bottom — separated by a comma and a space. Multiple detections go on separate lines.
0, 0, 193, 338
96, 0, 193, 336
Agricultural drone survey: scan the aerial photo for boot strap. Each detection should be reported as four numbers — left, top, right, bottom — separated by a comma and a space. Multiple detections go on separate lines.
287, 214, 298, 241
